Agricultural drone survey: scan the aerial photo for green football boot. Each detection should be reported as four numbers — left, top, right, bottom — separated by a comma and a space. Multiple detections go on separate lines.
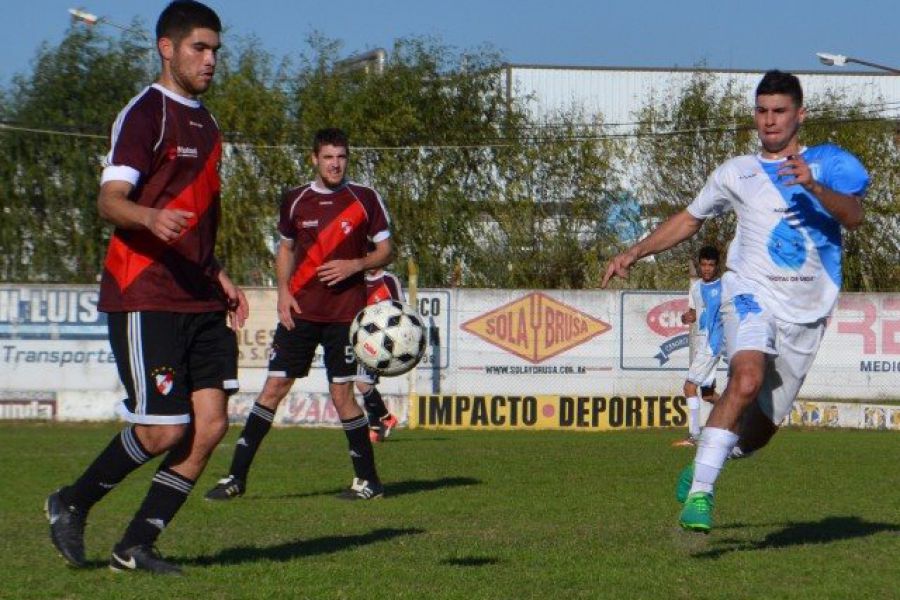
679, 491, 714, 533
675, 462, 694, 504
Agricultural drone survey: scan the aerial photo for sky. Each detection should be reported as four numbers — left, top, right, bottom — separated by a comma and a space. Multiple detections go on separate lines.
2, 0, 899, 87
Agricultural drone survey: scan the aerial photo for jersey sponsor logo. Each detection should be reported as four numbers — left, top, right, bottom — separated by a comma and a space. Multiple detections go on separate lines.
151, 367, 175, 396
738, 172, 757, 180
301, 220, 319, 228
188, 120, 204, 128
461, 292, 610, 364
176, 146, 198, 158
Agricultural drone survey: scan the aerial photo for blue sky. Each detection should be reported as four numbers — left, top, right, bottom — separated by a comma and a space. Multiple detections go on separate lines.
3, 0, 898, 86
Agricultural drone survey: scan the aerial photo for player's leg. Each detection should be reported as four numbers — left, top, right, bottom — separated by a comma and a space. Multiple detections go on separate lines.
357, 368, 396, 442
734, 317, 826, 457
679, 293, 776, 532
111, 312, 237, 574
206, 319, 309, 500
46, 311, 190, 567
674, 380, 700, 447
326, 323, 383, 500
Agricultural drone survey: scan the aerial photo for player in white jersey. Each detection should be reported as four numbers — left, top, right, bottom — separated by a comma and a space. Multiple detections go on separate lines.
603, 70, 868, 533
673, 245, 725, 448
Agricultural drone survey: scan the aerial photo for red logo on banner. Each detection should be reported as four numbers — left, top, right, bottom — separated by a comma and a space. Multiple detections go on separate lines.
646, 298, 689, 338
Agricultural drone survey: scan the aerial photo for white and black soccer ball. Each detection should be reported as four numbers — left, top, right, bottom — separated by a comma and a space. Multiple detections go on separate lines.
350, 300, 427, 376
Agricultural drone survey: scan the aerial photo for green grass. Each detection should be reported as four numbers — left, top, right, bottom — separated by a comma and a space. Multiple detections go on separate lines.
4, 423, 899, 599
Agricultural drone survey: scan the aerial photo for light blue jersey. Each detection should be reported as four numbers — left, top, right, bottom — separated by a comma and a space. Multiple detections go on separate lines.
687, 144, 869, 323
689, 278, 724, 356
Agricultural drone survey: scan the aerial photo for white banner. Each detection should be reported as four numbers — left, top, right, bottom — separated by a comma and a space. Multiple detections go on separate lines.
2, 285, 897, 424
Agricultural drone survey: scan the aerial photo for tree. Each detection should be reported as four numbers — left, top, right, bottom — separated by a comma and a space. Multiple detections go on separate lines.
0, 26, 150, 282
627, 73, 755, 289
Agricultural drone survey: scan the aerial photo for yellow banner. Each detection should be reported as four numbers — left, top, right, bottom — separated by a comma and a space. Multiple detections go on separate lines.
410, 394, 687, 431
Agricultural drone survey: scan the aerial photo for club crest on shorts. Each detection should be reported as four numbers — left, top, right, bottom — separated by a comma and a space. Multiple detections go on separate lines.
151, 367, 175, 396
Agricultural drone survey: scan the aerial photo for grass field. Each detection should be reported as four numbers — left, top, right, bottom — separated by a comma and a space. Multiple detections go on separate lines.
3, 423, 899, 599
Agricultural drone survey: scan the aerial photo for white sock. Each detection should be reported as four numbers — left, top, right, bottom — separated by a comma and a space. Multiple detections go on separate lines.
689, 427, 738, 495
687, 396, 701, 438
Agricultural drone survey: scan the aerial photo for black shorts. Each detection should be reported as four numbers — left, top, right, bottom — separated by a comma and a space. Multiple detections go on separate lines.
107, 311, 239, 425
268, 319, 357, 383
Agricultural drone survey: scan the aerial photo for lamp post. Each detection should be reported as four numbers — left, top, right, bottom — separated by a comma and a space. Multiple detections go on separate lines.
68, 7, 156, 76
816, 52, 900, 74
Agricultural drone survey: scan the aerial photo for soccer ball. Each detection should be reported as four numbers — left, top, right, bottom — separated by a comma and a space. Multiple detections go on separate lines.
350, 300, 427, 376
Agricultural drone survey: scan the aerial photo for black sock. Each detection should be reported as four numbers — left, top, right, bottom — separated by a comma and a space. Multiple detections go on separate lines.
60, 425, 153, 512
228, 402, 275, 481
342, 415, 379, 484
117, 466, 194, 550
362, 387, 389, 423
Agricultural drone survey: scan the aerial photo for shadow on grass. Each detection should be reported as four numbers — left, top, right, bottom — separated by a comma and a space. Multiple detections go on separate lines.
250, 476, 481, 501
440, 556, 500, 567
693, 516, 900, 559
186, 527, 425, 566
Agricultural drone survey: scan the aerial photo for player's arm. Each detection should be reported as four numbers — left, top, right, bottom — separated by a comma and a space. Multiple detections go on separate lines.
275, 238, 301, 329
97, 180, 195, 243
780, 155, 864, 230
317, 237, 393, 287
602, 210, 704, 287
216, 269, 248, 329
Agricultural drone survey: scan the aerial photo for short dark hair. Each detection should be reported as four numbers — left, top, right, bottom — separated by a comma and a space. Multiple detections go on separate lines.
313, 128, 350, 154
698, 245, 720, 263
755, 70, 803, 107
156, 1, 221, 43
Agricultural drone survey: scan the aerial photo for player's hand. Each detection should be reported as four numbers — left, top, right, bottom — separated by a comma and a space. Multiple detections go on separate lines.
145, 208, 195, 243
778, 154, 815, 189
276, 289, 300, 330
218, 271, 248, 330
316, 259, 362, 287
681, 309, 696, 325
601, 249, 639, 288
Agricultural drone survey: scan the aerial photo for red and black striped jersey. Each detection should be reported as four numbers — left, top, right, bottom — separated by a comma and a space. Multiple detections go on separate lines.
279, 180, 391, 322
98, 84, 225, 313
366, 270, 404, 305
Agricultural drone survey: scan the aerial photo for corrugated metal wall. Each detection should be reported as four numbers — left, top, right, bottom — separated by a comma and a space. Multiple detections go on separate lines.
507, 65, 900, 128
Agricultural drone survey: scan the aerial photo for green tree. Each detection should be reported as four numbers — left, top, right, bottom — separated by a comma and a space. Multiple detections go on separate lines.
0, 26, 149, 282
627, 73, 755, 289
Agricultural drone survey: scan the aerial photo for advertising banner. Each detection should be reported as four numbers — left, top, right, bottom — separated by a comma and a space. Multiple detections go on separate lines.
0, 285, 120, 391
411, 394, 687, 431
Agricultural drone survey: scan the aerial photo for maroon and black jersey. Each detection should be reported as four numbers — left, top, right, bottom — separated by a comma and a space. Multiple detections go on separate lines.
366, 270, 404, 305
98, 84, 225, 313
279, 180, 391, 323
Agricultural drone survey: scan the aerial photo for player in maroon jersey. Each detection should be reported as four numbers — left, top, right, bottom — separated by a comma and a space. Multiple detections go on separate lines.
206, 127, 393, 502
357, 268, 403, 442
45, 1, 248, 575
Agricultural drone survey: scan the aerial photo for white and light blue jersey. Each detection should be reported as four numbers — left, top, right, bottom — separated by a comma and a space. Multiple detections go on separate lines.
687, 144, 869, 323
688, 278, 724, 355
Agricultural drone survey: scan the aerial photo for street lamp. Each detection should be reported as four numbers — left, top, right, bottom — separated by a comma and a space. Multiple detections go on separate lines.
69, 7, 156, 75
816, 52, 900, 74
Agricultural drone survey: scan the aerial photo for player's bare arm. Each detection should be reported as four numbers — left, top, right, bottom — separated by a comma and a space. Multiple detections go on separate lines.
317, 238, 393, 287
98, 180, 195, 243
602, 210, 704, 287
275, 239, 300, 329
778, 155, 864, 230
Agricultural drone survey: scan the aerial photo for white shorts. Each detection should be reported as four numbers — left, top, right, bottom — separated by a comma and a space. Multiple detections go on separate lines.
720, 286, 826, 424
686, 347, 722, 388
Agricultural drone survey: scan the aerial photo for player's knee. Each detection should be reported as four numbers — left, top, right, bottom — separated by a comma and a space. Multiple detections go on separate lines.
195, 413, 229, 449
729, 371, 763, 401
